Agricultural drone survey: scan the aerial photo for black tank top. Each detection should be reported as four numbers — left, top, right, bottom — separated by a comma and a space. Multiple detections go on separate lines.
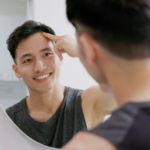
90, 101, 150, 150
6, 86, 87, 148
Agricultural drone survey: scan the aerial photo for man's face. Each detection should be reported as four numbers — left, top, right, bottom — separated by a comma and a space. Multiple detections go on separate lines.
13, 32, 62, 93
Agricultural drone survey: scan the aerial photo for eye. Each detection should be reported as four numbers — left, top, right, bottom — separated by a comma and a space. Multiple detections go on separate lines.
43, 53, 53, 57
23, 59, 32, 63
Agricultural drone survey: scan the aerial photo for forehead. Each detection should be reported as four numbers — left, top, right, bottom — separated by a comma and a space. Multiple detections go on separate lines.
16, 32, 49, 57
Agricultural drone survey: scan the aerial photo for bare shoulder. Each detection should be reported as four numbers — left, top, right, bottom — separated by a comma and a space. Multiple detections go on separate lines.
81, 85, 117, 110
81, 85, 101, 106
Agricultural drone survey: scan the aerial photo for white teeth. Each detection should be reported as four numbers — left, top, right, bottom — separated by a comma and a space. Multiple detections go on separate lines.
35, 74, 50, 80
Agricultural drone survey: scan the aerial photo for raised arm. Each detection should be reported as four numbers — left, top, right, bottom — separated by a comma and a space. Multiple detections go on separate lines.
81, 85, 118, 130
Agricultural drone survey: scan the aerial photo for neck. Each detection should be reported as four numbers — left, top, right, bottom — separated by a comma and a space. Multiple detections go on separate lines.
105, 59, 150, 106
26, 81, 65, 113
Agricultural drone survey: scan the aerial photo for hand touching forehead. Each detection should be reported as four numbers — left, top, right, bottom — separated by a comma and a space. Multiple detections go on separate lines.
15, 32, 56, 62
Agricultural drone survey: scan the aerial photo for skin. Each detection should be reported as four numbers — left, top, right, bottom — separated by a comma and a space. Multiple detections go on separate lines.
13, 32, 65, 121
12, 32, 117, 129
43, 20, 150, 150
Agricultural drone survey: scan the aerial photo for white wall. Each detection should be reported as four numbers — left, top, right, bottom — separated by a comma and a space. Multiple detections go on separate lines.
0, 0, 27, 80
0, 0, 27, 109
33, 0, 97, 90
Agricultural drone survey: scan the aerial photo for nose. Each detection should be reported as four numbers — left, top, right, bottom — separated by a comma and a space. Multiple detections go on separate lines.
34, 59, 46, 73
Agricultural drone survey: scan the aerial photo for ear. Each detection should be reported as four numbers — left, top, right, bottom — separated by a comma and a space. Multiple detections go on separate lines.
79, 34, 99, 66
12, 64, 22, 78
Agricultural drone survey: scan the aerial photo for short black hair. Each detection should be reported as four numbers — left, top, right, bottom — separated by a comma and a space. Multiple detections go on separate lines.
66, 0, 150, 59
7, 20, 55, 62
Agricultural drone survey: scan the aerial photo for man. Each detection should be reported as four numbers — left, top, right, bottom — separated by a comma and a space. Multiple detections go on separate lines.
43, 0, 150, 149
6, 20, 117, 148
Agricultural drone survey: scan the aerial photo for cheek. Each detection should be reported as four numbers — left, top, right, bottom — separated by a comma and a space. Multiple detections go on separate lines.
18, 65, 32, 79
53, 56, 61, 76
54, 54, 60, 64
46, 55, 60, 69
47, 56, 61, 79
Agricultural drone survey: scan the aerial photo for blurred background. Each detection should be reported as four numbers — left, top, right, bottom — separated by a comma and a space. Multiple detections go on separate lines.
0, 0, 96, 109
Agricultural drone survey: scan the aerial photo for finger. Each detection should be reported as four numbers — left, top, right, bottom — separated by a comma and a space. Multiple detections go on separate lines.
53, 39, 65, 53
59, 48, 66, 54
42, 32, 63, 42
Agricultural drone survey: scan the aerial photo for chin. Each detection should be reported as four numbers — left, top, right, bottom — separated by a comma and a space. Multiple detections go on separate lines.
35, 86, 53, 93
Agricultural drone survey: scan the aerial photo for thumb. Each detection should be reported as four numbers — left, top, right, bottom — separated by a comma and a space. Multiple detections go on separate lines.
59, 48, 66, 54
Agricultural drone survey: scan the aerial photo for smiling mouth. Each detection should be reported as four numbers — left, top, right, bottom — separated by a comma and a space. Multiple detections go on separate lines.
34, 73, 52, 80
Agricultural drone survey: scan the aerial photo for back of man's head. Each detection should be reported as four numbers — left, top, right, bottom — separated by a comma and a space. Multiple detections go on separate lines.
66, 0, 150, 59
7, 20, 55, 62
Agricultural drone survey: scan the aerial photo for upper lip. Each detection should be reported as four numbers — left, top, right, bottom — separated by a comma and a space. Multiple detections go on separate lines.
33, 72, 52, 79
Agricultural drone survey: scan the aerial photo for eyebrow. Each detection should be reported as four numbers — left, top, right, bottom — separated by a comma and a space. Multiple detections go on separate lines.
20, 53, 32, 60
20, 47, 53, 60
41, 47, 53, 52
